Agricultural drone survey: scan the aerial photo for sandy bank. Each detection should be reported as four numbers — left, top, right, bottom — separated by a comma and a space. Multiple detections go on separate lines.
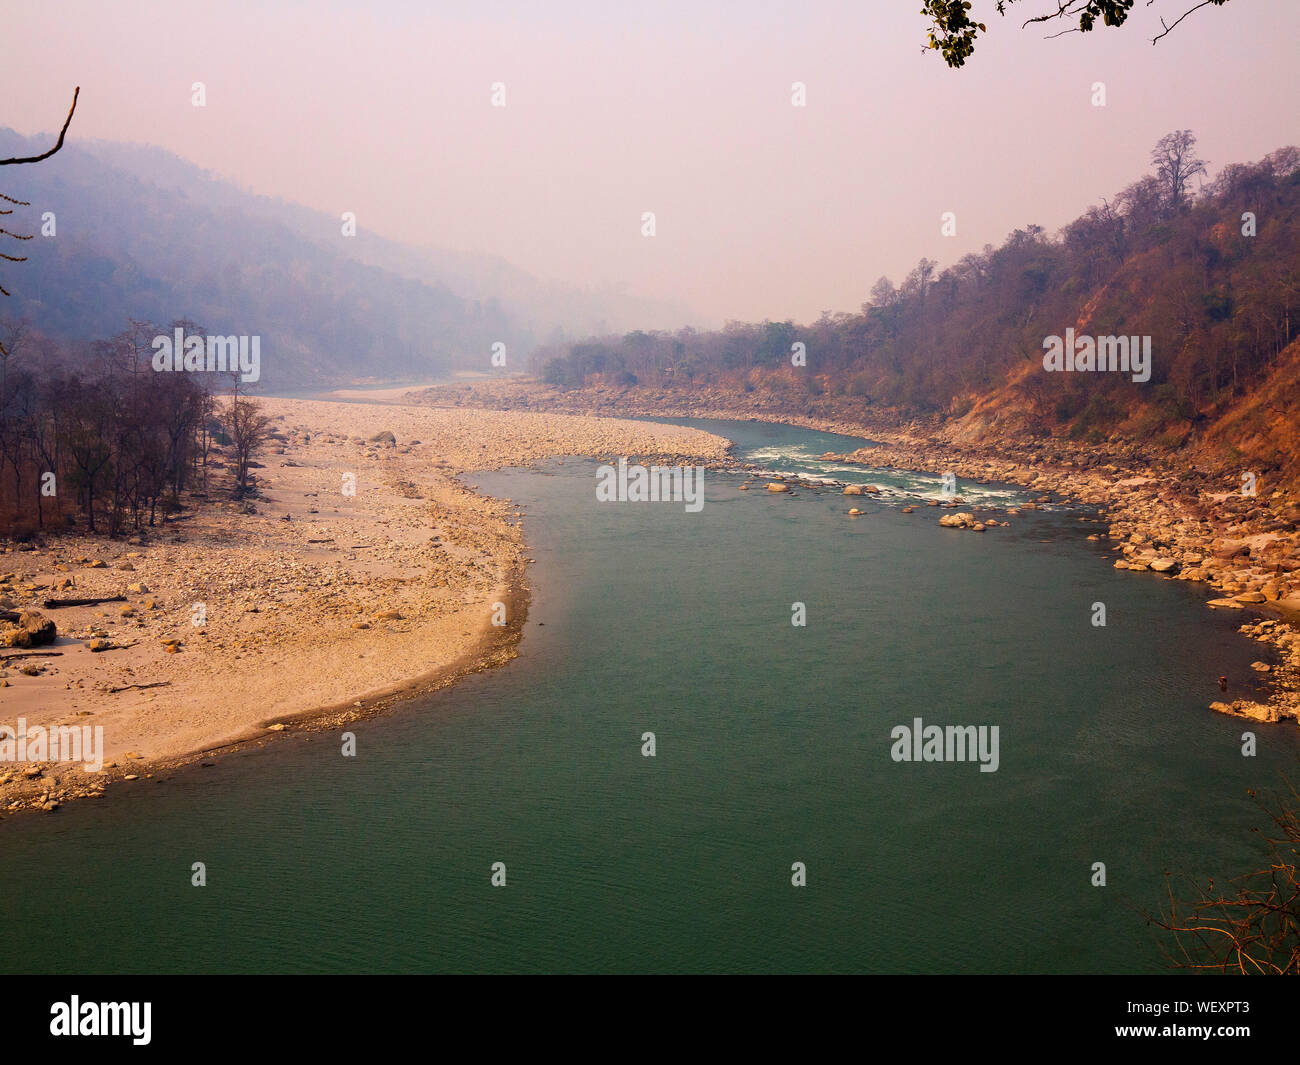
0, 398, 729, 817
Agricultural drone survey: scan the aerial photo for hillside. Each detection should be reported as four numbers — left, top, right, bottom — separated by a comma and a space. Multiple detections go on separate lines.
76, 140, 702, 342
529, 138, 1300, 485
0, 132, 695, 389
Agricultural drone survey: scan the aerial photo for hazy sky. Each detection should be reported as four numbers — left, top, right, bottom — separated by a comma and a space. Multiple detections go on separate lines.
6, 0, 1299, 327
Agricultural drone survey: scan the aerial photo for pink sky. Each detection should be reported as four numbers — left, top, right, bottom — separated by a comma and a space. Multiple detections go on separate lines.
5, 0, 1298, 326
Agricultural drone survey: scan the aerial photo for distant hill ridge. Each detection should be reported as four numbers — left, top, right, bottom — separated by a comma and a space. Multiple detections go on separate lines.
0, 131, 697, 388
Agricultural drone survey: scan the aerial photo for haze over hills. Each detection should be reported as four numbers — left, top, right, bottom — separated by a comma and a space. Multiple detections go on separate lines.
0, 131, 700, 389
527, 137, 1300, 485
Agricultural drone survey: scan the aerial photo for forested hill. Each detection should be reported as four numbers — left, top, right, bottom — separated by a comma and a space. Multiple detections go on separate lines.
533, 137, 1300, 478
0, 130, 528, 388
66, 140, 700, 345
0, 133, 696, 389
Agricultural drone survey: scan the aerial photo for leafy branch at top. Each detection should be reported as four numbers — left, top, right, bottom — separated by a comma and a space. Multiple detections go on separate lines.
921, 1, 1231, 68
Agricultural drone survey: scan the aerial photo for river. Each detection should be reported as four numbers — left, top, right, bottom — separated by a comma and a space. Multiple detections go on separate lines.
1, 419, 1294, 973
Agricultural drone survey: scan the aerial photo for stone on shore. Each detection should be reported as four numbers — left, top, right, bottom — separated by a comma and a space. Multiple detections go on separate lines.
1210, 700, 1280, 723
1, 610, 57, 649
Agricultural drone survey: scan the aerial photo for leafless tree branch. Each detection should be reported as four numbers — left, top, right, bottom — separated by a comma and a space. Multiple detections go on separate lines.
0, 87, 80, 166
1152, 0, 1219, 44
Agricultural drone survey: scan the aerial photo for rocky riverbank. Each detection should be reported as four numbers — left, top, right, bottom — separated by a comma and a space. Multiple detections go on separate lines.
404, 379, 1300, 725
0, 398, 730, 819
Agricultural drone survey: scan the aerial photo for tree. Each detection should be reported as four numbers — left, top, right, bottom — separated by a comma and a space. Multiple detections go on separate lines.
224, 396, 273, 498
1147, 782, 1300, 974
921, 1, 1232, 68
55, 374, 115, 533
1115, 174, 1166, 232
902, 258, 939, 304
1151, 130, 1208, 213
868, 276, 898, 308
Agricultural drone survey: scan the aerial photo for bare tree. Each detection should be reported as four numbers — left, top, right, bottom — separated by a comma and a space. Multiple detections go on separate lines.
1147, 781, 1300, 974
868, 276, 898, 309
1151, 129, 1209, 213
224, 396, 273, 498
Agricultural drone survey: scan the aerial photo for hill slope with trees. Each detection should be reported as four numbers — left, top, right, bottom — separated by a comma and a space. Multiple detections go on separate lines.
532, 134, 1300, 481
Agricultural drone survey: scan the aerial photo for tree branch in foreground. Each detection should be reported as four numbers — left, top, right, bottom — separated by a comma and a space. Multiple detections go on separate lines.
0, 87, 80, 166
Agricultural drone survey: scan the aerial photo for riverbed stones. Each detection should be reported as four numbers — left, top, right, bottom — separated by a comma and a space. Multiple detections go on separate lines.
1211, 700, 1280, 723
1, 610, 57, 649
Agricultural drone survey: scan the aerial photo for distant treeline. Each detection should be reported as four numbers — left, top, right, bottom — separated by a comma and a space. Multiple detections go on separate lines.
0, 318, 248, 536
535, 136, 1300, 437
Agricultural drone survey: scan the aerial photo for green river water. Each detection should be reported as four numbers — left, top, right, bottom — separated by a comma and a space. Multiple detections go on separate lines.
1, 419, 1294, 973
